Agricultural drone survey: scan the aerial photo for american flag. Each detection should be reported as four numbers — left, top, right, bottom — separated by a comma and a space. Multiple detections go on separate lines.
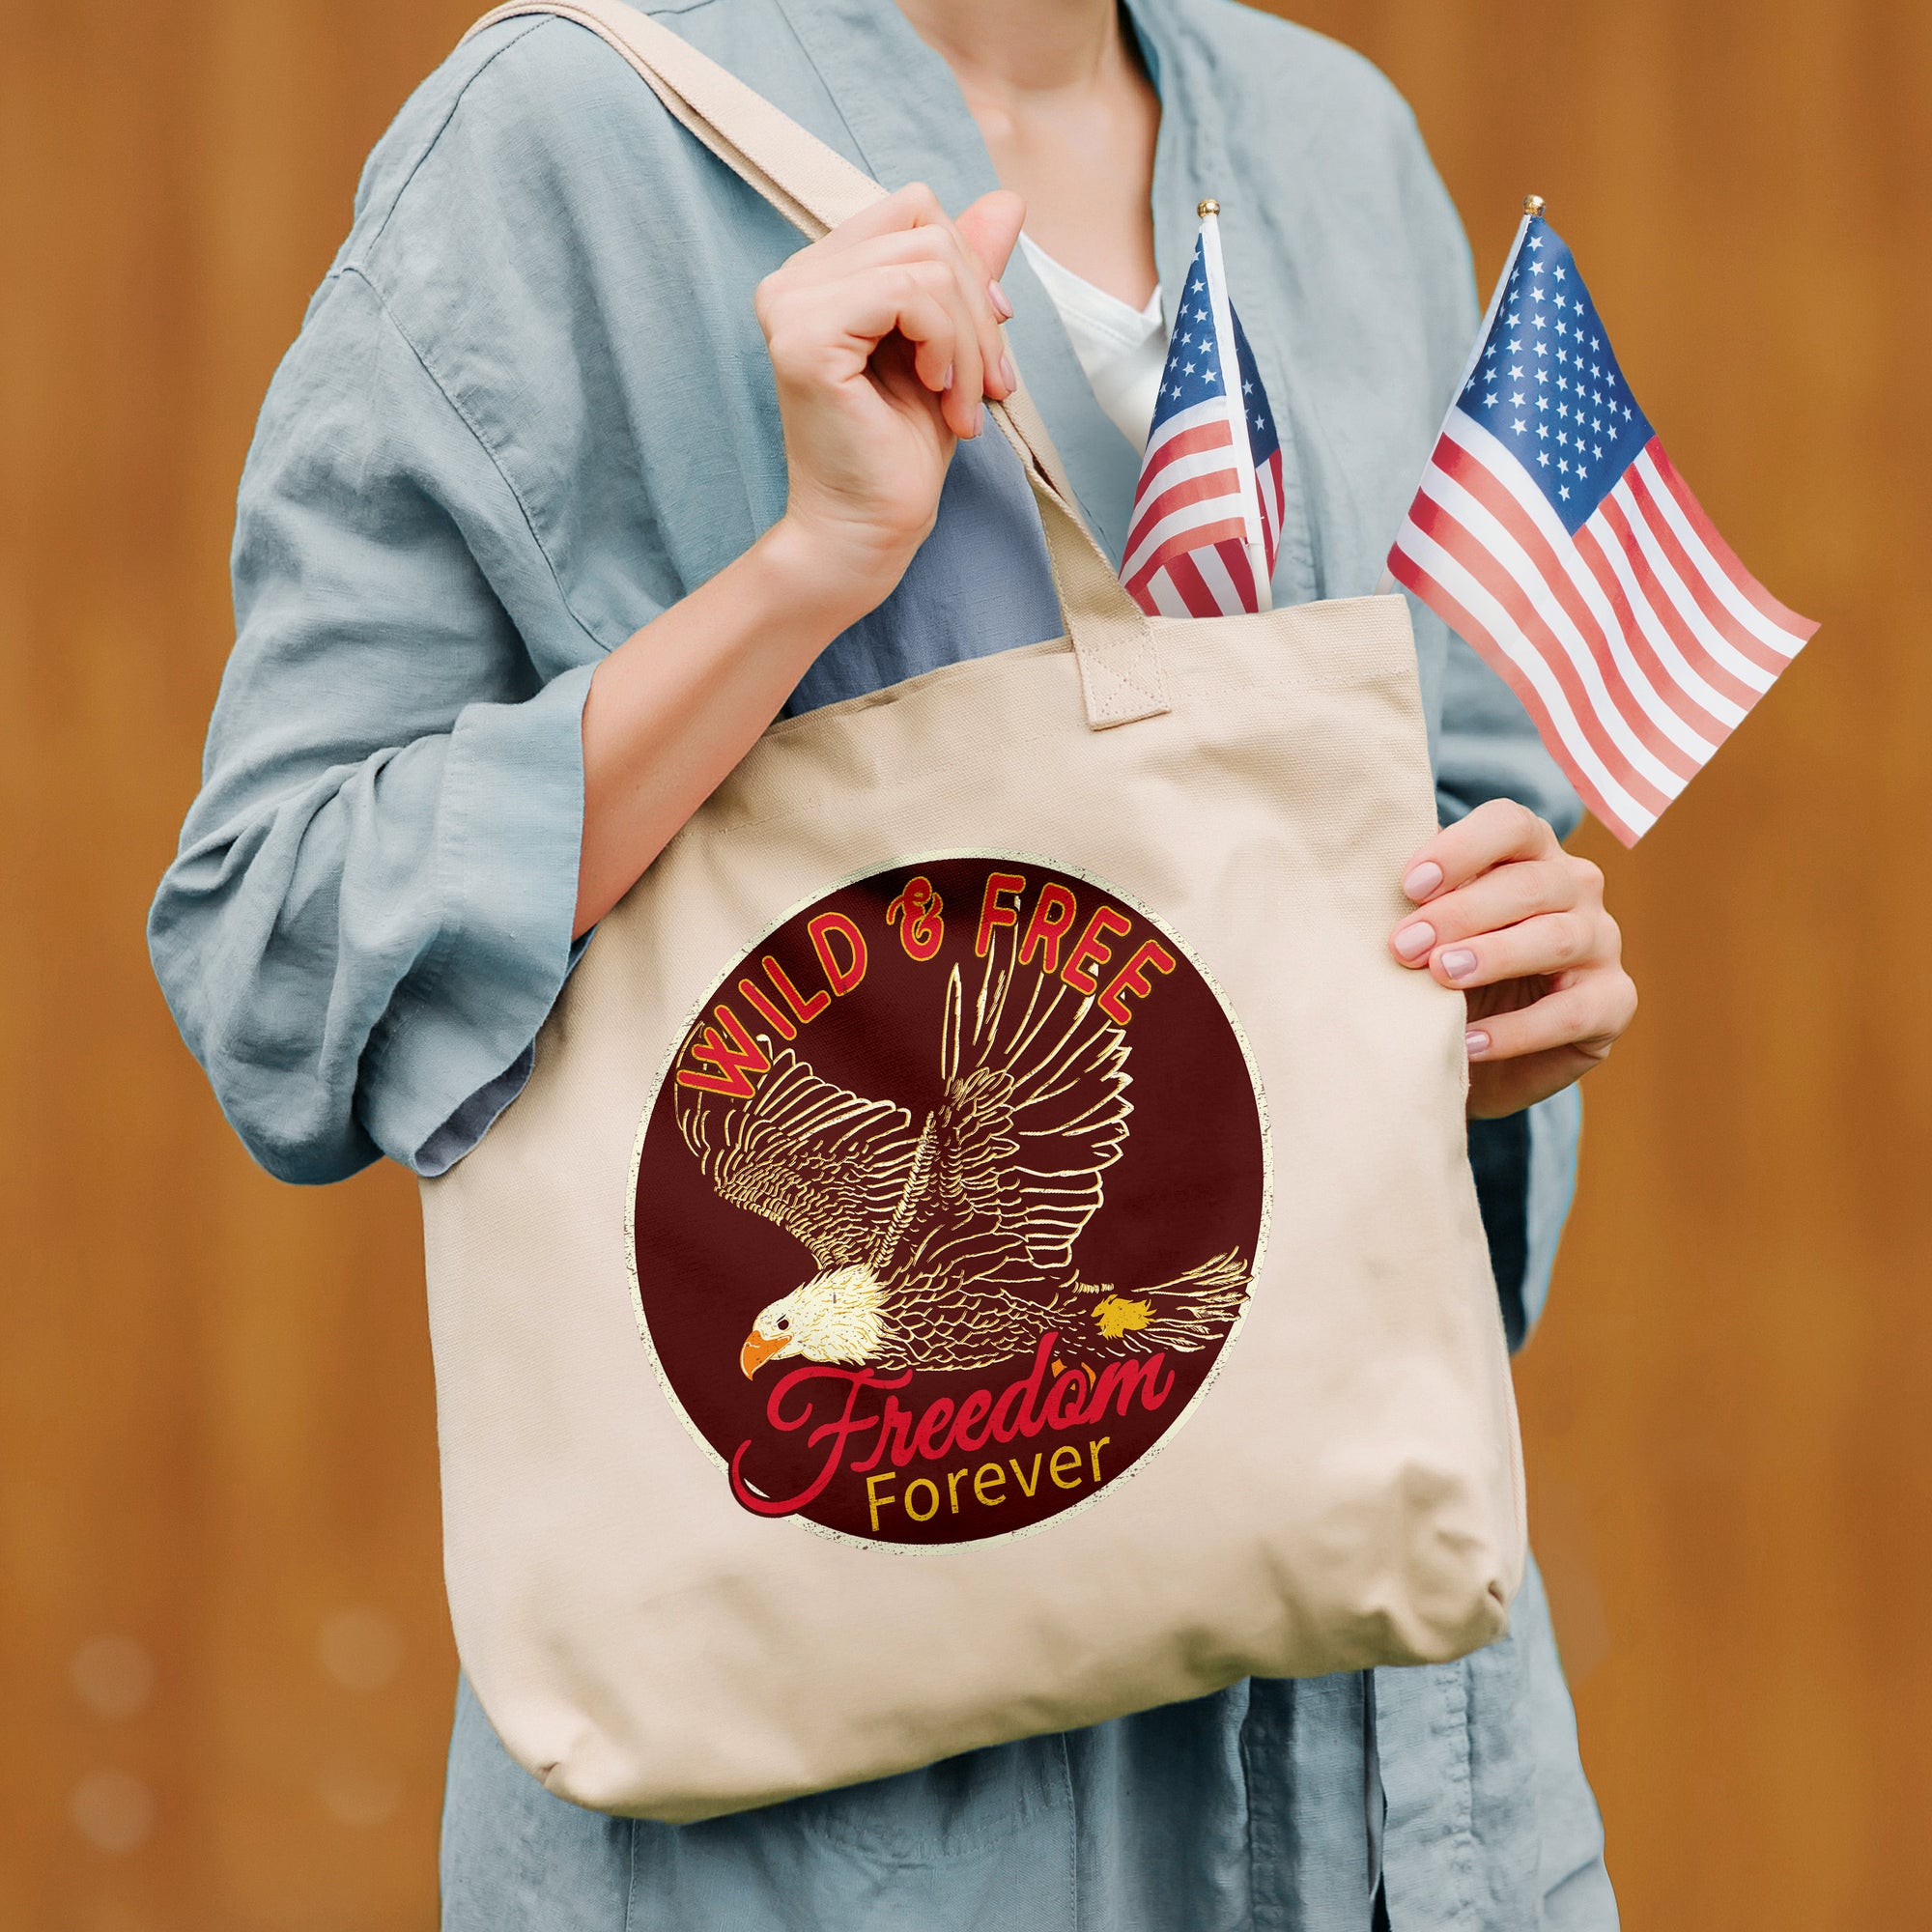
1122, 209, 1286, 618
1389, 210, 1818, 846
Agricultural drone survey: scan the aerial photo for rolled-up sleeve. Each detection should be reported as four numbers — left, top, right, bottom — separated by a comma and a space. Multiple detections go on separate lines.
149, 267, 600, 1183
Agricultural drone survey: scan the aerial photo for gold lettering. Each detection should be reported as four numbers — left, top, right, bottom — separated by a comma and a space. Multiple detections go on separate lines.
974, 1463, 1008, 1507
1089, 1435, 1112, 1482
1009, 1454, 1043, 1498
1049, 1444, 1084, 1490
866, 1471, 897, 1533
904, 1476, 940, 1522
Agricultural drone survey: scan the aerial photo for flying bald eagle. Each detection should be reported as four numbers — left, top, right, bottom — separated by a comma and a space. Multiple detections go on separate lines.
673, 928, 1250, 1379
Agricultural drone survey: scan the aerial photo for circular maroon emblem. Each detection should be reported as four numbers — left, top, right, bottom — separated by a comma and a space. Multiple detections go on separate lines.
629, 855, 1268, 1547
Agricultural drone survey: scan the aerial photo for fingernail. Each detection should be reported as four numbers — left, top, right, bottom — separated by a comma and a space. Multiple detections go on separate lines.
1403, 862, 1443, 901
939, 361, 953, 392
988, 277, 1014, 320
999, 352, 1017, 392
1440, 948, 1478, 980
1393, 922, 1435, 961
1465, 1028, 1492, 1057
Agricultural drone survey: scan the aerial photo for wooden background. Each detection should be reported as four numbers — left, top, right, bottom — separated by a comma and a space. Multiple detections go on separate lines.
3, 1, 1925, 1923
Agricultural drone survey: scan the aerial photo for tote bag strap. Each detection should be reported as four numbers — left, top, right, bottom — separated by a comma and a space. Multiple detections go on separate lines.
463, 0, 1170, 727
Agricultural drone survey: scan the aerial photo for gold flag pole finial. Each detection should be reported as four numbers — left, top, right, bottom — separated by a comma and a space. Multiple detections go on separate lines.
1523, 193, 1547, 219
1198, 197, 1220, 218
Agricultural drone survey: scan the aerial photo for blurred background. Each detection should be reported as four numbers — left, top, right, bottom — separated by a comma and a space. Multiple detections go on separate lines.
3, 0, 1926, 1924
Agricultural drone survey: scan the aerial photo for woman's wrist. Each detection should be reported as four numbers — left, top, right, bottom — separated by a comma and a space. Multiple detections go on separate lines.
753, 510, 908, 640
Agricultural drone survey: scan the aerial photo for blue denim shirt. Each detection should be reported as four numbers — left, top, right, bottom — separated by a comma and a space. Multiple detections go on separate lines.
150, 0, 1612, 1922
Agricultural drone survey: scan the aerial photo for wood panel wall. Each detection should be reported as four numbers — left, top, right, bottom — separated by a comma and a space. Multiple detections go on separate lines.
2, 1, 1923, 1924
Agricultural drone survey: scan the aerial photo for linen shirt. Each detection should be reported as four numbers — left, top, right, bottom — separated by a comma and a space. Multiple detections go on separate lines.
150, 0, 1612, 1922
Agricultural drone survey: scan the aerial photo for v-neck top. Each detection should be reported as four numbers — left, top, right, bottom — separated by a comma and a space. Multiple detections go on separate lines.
1018, 231, 1166, 449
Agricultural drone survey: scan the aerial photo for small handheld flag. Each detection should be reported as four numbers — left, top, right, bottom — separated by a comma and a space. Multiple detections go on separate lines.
1122, 200, 1287, 618
1388, 198, 1819, 846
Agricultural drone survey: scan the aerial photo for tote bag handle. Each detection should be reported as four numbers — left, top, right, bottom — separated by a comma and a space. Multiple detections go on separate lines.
463, 0, 1172, 728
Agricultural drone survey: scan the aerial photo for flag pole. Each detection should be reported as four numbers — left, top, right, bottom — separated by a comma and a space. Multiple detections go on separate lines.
1373, 193, 1548, 597
1197, 197, 1273, 611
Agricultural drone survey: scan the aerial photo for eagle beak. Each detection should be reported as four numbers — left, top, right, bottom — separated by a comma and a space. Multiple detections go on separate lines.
740, 1328, 791, 1378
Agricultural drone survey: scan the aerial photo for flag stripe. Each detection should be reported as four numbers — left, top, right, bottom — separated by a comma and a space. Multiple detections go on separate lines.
1594, 494, 1768, 708
1430, 432, 1715, 768
1126, 516, 1253, 605
1122, 463, 1245, 576
1625, 457, 1798, 670
1443, 414, 1744, 743
1203, 538, 1257, 612
1137, 412, 1236, 486
1164, 550, 1227, 618
1605, 479, 1777, 694
1575, 507, 1753, 724
1406, 490, 1679, 812
1392, 513, 1662, 833
1641, 444, 1819, 645
1143, 568, 1195, 619
1389, 537, 1649, 848
1259, 450, 1284, 575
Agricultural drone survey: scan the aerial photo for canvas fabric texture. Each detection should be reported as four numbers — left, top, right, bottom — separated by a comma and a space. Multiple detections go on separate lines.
419, 0, 1525, 1825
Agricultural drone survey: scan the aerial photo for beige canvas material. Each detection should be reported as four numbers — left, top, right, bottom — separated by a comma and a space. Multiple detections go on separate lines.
422, 0, 1525, 1823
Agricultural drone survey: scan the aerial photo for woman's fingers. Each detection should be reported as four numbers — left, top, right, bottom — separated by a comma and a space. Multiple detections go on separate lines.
954, 186, 1027, 374
1390, 855, 1597, 966
1463, 970, 1637, 1065
771, 184, 1019, 416
1419, 909, 1608, 991
763, 261, 983, 436
1401, 797, 1559, 903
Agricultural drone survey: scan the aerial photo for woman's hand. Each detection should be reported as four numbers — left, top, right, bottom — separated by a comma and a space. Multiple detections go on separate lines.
573, 184, 1026, 936
757, 182, 1028, 621
1390, 800, 1637, 1119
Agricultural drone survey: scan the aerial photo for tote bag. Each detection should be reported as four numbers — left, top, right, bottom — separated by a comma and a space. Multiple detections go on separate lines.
422, 0, 1525, 1823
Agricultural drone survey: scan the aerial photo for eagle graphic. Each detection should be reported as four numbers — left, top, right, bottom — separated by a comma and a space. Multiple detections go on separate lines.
673, 927, 1251, 1380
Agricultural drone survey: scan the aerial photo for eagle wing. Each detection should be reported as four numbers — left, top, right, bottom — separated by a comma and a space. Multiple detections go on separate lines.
876, 939, 1133, 1294
675, 1041, 919, 1271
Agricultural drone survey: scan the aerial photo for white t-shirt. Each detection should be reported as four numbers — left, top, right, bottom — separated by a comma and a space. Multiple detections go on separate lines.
1017, 232, 1164, 451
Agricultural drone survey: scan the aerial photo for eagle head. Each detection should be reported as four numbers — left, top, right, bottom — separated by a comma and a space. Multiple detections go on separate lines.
740, 1264, 889, 1378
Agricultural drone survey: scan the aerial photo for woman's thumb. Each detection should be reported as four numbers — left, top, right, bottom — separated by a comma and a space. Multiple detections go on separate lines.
956, 188, 1027, 281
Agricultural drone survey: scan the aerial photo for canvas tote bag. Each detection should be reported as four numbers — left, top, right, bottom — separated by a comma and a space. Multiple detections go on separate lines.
422, 0, 1525, 1823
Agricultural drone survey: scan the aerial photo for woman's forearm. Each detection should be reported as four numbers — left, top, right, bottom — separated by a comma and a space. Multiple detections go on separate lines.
576, 183, 1027, 936
573, 518, 875, 935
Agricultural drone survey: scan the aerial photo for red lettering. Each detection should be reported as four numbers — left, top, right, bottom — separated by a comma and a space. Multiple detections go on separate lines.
1061, 906, 1133, 996
1018, 882, 1079, 976
738, 975, 797, 1039
675, 1003, 771, 1097
810, 912, 867, 995
1083, 1352, 1177, 1421
950, 1387, 994, 1453
1042, 1367, 1091, 1429
728, 1365, 899, 1516
849, 1393, 918, 1474
1098, 938, 1177, 1025
975, 871, 1028, 957
764, 954, 830, 1027
912, 1397, 955, 1460
991, 1333, 1058, 1441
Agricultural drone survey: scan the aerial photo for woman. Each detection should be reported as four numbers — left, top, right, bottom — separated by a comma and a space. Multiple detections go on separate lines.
151, 0, 1634, 1922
